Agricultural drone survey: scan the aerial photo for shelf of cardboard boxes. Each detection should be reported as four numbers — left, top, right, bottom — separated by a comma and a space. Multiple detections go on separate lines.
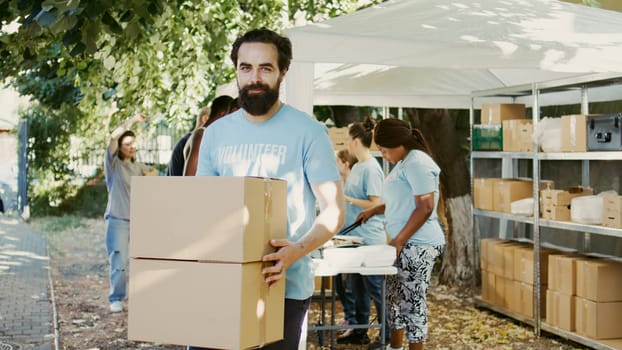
472, 95, 622, 350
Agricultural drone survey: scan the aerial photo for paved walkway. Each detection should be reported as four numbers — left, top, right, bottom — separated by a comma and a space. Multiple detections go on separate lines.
0, 216, 55, 350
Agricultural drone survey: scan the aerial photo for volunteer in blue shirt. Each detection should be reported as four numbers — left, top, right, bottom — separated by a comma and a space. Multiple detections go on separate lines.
193, 28, 345, 350
358, 118, 446, 350
337, 117, 390, 346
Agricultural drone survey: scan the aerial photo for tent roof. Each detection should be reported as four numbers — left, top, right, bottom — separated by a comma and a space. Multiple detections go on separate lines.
284, 0, 622, 109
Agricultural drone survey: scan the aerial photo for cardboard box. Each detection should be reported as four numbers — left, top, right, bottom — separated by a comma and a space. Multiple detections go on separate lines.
473, 178, 501, 211
506, 280, 521, 314
328, 127, 348, 151
128, 259, 285, 349
494, 179, 533, 213
479, 238, 504, 271
481, 269, 496, 304
502, 119, 533, 152
548, 254, 586, 295
328, 127, 378, 151
130, 177, 287, 263
575, 297, 622, 339
541, 205, 570, 221
603, 194, 622, 229
502, 242, 529, 280
541, 187, 594, 207
561, 114, 588, 152
491, 241, 520, 277
518, 282, 546, 318
546, 289, 576, 331
481, 103, 526, 125
576, 259, 622, 302
494, 275, 511, 308
513, 246, 556, 285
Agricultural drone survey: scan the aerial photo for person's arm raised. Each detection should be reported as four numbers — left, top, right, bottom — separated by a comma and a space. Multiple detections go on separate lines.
108, 113, 147, 155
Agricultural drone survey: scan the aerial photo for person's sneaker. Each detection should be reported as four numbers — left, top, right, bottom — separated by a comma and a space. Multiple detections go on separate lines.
337, 328, 354, 339
109, 301, 123, 313
336, 331, 370, 345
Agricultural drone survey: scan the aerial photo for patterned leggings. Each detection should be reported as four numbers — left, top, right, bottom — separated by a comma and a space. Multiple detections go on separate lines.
387, 242, 444, 343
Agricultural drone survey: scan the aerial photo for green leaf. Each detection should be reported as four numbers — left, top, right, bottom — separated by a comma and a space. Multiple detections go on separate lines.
35, 9, 58, 27
69, 42, 85, 56
102, 12, 122, 35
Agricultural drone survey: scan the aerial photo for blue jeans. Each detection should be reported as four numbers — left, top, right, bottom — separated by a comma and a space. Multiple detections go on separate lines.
105, 217, 130, 303
351, 274, 390, 340
335, 274, 356, 324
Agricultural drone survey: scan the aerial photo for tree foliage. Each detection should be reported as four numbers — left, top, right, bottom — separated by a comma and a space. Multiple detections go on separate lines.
0, 0, 382, 210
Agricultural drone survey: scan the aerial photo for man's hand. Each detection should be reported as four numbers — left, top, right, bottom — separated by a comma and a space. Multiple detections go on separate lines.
261, 239, 305, 288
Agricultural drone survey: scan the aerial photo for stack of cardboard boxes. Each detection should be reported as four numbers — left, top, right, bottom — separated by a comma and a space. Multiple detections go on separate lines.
473, 178, 552, 214
477, 103, 532, 152
541, 187, 593, 221
480, 239, 553, 317
128, 176, 287, 349
546, 255, 622, 338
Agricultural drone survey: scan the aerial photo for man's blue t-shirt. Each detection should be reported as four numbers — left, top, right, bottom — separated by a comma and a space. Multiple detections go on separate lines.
344, 157, 386, 245
196, 104, 340, 300
382, 149, 445, 246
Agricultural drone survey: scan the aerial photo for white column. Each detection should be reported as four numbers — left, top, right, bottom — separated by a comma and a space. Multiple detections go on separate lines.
284, 61, 315, 117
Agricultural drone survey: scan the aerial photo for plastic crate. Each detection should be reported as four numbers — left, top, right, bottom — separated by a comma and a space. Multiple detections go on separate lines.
473, 124, 502, 150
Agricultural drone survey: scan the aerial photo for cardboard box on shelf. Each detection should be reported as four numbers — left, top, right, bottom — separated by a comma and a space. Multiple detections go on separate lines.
479, 237, 505, 271
546, 289, 576, 331
481, 103, 526, 125
576, 259, 622, 302
561, 114, 588, 152
473, 178, 501, 211
541, 186, 594, 207
494, 179, 533, 213
603, 194, 622, 229
481, 269, 496, 304
130, 176, 287, 263
328, 127, 348, 151
494, 275, 512, 308
513, 246, 557, 285
547, 254, 587, 295
575, 296, 622, 339
502, 119, 533, 152
328, 127, 378, 151
128, 259, 285, 349
541, 205, 570, 221
518, 282, 546, 318
502, 242, 530, 280
491, 241, 522, 277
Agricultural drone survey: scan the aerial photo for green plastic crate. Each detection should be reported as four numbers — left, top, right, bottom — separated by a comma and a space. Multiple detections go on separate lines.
473, 124, 502, 151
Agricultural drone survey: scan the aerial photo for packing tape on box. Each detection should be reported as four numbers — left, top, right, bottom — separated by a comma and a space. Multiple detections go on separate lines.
259, 179, 272, 347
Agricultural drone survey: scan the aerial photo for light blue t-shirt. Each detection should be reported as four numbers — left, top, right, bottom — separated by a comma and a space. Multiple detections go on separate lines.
344, 157, 386, 245
196, 104, 340, 300
382, 149, 445, 246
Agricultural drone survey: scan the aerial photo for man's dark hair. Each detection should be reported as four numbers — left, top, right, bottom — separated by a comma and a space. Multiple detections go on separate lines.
230, 28, 292, 72
209, 95, 234, 119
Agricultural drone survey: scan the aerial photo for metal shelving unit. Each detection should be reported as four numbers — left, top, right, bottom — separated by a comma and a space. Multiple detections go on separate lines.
470, 74, 622, 350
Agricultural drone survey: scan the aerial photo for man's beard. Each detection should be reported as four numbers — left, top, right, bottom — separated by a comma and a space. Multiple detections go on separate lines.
238, 80, 280, 116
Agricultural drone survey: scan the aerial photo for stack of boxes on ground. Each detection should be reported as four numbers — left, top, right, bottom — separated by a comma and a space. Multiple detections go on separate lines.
127, 176, 287, 349
481, 239, 622, 344
473, 104, 622, 228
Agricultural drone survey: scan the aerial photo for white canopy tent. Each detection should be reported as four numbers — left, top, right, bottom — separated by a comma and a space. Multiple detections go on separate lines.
283, 0, 622, 113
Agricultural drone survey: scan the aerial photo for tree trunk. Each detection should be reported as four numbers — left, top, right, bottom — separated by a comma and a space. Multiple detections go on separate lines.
404, 108, 474, 286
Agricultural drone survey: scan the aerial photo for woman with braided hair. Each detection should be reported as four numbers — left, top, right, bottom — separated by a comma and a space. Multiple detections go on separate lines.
357, 118, 445, 350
